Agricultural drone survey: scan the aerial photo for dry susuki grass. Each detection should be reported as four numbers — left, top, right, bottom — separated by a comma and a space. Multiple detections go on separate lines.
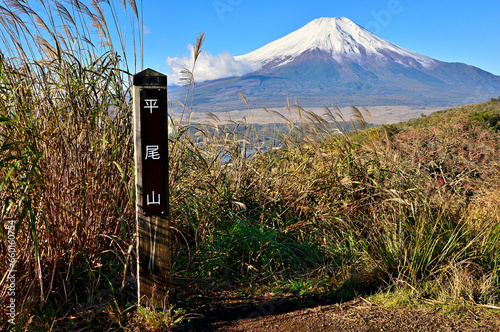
1, 1, 499, 330
0, 0, 140, 329
166, 89, 500, 312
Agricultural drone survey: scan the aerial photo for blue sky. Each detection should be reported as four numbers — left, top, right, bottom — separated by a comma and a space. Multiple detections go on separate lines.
140, 0, 500, 80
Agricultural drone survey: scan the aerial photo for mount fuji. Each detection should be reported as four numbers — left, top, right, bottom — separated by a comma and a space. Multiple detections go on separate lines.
171, 17, 500, 114
236, 17, 434, 70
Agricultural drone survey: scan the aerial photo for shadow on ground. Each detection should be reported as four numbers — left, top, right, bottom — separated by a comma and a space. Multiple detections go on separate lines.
174, 293, 336, 331
172, 275, 383, 332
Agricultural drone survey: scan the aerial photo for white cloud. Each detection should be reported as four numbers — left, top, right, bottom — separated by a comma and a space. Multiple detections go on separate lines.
166, 46, 261, 85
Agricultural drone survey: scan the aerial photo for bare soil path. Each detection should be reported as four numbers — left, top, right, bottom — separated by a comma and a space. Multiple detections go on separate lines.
173, 290, 500, 331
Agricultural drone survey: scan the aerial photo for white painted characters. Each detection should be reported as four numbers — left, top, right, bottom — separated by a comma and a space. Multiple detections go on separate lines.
144, 99, 158, 113
145, 145, 160, 160
147, 191, 161, 205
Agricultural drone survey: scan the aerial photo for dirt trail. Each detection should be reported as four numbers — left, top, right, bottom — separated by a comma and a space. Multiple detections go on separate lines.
174, 290, 500, 331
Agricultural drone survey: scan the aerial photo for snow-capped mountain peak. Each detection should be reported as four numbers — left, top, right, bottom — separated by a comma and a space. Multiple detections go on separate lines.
170, 17, 500, 114
236, 17, 434, 69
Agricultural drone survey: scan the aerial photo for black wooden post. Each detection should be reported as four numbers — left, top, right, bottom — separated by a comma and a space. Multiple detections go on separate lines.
133, 68, 170, 306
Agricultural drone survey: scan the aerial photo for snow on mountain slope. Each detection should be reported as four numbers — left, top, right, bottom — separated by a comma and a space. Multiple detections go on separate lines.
236, 17, 434, 69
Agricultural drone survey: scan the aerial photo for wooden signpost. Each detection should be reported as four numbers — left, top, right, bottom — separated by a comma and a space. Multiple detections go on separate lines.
133, 68, 170, 306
